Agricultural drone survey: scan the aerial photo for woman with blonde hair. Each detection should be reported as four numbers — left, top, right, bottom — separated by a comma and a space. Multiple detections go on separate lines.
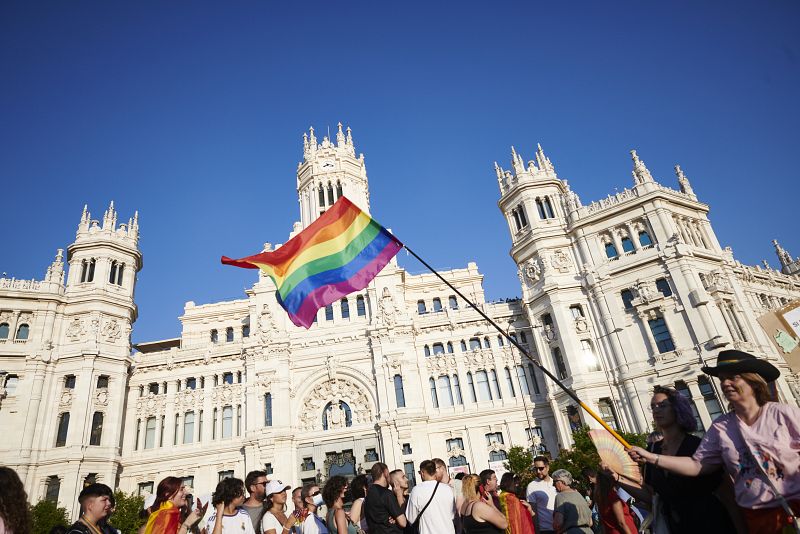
629, 350, 800, 534
461, 474, 508, 534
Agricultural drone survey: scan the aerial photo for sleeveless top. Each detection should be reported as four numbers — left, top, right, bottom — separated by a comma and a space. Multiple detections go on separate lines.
326, 507, 359, 534
463, 502, 504, 534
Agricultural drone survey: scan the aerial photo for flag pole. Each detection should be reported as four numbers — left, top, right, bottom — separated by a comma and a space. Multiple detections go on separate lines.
400, 242, 632, 449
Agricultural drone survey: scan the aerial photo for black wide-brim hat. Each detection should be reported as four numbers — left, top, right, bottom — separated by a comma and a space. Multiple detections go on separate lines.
701, 349, 780, 382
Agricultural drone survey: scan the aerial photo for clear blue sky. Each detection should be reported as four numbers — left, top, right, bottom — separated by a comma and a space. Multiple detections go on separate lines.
1, 1, 798, 343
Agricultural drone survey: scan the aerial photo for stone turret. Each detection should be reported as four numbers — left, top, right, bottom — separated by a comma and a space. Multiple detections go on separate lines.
631, 150, 655, 185
675, 164, 696, 198
773, 239, 800, 276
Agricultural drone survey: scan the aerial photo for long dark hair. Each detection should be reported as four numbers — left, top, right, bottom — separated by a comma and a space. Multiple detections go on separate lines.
153, 476, 183, 510
0, 467, 32, 534
322, 475, 348, 508
653, 385, 697, 433
592, 472, 616, 510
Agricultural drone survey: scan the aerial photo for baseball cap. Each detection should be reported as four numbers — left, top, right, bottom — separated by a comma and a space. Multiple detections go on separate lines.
265, 480, 291, 496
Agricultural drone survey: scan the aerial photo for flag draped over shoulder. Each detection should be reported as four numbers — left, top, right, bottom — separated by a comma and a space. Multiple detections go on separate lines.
144, 501, 181, 534
499, 490, 536, 534
222, 196, 402, 329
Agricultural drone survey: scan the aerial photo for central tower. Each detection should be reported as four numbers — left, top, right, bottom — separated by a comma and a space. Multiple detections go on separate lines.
296, 123, 370, 228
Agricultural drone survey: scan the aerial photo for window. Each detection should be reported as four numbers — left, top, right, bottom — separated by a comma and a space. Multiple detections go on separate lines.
144, 417, 156, 449
505, 368, 516, 397
341, 298, 350, 319
318, 184, 325, 207
569, 305, 584, 319
449, 296, 458, 309
402, 443, 413, 455
210, 329, 218, 343
476, 370, 492, 401
621, 236, 635, 253
581, 340, 601, 371
0, 323, 8, 339
148, 382, 159, 395
336, 181, 343, 199
519, 204, 530, 226
433, 298, 443, 312
224, 327, 233, 342
302, 457, 316, 471
605, 242, 618, 259
109, 261, 118, 284
237, 405, 242, 436
14, 324, 29, 340
447, 438, 464, 451
325, 305, 334, 321
489, 369, 502, 399
64, 375, 76, 389
223, 372, 233, 385
484, 337, 491, 349
460, 340, 467, 352
656, 278, 672, 297
87, 258, 96, 282
356, 295, 366, 316
497, 335, 504, 347
242, 324, 250, 338
96, 375, 109, 389
516, 366, 530, 395
543, 198, 555, 218
4, 375, 18, 395
183, 412, 195, 444
429, 378, 439, 408
404, 461, 417, 488
648, 318, 675, 353
424, 345, 431, 357
675, 381, 704, 432
699, 377, 723, 422
437, 375, 454, 407
446, 341, 454, 353
621, 289, 635, 309
212, 409, 217, 440
174, 414, 179, 445
489, 450, 508, 462
264, 393, 273, 426
265, 463, 273, 475
56, 413, 70, 447
432, 343, 445, 355
218, 470, 234, 482
449, 455, 468, 467
466, 372, 477, 402
485, 432, 504, 446
528, 364, 541, 395
597, 398, 619, 431
90, 412, 103, 446
186, 377, 196, 390
365, 448, 379, 462
137, 482, 154, 496
393, 375, 406, 408
469, 338, 481, 351
452, 374, 463, 405
181, 476, 194, 488
417, 300, 427, 314
46, 476, 61, 503
222, 406, 233, 438
535, 199, 546, 219
161, 415, 166, 446
638, 230, 653, 246
552, 347, 568, 379
520, 331, 528, 344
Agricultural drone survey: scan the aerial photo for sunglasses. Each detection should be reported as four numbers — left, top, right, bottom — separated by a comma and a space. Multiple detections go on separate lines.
311, 491, 321, 497
534, 467, 547, 471
649, 401, 670, 411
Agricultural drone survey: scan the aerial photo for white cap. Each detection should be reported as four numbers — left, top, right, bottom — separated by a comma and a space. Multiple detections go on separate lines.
265, 480, 291, 496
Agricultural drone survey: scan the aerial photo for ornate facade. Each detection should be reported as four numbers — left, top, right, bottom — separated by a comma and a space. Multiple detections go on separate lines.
2, 125, 799, 519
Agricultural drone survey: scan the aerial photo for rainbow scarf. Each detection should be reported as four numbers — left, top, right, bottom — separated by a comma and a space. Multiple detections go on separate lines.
222, 196, 402, 328
144, 501, 182, 534
498, 491, 536, 534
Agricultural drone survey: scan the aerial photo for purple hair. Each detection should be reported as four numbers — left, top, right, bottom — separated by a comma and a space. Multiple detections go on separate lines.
653, 385, 697, 433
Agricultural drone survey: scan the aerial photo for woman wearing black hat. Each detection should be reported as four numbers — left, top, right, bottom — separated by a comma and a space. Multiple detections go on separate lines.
628, 350, 800, 534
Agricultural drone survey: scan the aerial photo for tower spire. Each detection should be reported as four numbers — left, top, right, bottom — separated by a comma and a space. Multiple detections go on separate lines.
511, 146, 525, 175
675, 164, 695, 196
773, 239, 795, 267
336, 122, 345, 146
536, 143, 554, 173
631, 150, 654, 184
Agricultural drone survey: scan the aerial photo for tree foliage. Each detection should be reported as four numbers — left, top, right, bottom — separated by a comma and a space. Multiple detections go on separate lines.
504, 445, 536, 488
30, 500, 70, 534
549, 426, 648, 492
108, 490, 146, 534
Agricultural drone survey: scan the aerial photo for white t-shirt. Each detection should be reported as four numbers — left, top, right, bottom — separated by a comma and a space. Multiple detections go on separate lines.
261, 511, 284, 533
526, 478, 557, 531
206, 508, 257, 534
302, 513, 329, 534
405, 480, 456, 534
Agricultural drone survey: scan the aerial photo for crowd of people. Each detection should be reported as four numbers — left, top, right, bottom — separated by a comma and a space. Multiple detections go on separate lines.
2, 349, 799, 534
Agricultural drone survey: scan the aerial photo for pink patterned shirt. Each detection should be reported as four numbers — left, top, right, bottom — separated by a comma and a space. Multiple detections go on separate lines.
693, 402, 800, 509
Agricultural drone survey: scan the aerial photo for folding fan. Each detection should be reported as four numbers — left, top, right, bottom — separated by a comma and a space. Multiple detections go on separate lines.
588, 428, 641, 482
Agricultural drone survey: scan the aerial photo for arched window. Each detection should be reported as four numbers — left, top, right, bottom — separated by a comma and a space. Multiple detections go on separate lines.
489, 369, 502, 399
527, 364, 541, 395
460, 340, 467, 352
341, 298, 350, 319
698, 376, 723, 421
417, 300, 427, 314
45, 476, 61, 504
318, 184, 326, 207
210, 329, 218, 343
15, 324, 29, 340
449, 455, 468, 467
424, 345, 431, 357
437, 375, 454, 407
144, 416, 157, 448
536, 199, 546, 219
543, 197, 555, 218
222, 406, 233, 438
0, 323, 9, 339
621, 236, 635, 253
116, 264, 124, 285
89, 412, 104, 446
552, 347, 568, 379
429, 378, 439, 408
322, 401, 352, 429
489, 449, 508, 462
325, 304, 334, 321
431, 343, 444, 355
452, 374, 463, 405
356, 295, 366, 316
327, 183, 335, 206
336, 181, 343, 199
518, 204, 529, 227
621, 289, 634, 309
469, 338, 481, 351
512, 209, 522, 231
466, 372, 477, 402
225, 327, 234, 342
109, 261, 118, 284
433, 298, 442, 312
264, 393, 273, 426
638, 230, 653, 247
505, 367, 516, 397
448, 296, 458, 309
394, 375, 406, 408
4, 375, 18, 395
446, 341, 454, 353
517, 366, 530, 395
476, 370, 492, 401
497, 335, 504, 347
184, 411, 196, 443
56, 413, 70, 447
605, 242, 619, 259
80, 260, 88, 282
87, 258, 96, 282
242, 324, 250, 338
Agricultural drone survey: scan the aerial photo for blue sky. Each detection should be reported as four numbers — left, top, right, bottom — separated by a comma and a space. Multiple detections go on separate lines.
1, 1, 798, 343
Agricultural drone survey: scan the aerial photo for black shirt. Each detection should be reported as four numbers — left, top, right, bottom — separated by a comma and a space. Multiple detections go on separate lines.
364, 484, 404, 534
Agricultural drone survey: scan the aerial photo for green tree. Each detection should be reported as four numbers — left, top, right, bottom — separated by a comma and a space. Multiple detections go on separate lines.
549, 426, 648, 493
108, 490, 146, 534
503, 445, 536, 488
30, 500, 70, 534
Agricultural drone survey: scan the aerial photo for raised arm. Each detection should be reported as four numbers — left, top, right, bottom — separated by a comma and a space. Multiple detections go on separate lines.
628, 446, 717, 476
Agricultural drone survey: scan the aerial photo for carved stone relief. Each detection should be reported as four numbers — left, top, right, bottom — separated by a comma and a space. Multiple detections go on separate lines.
66, 318, 86, 341
135, 393, 165, 418
378, 288, 398, 327
299, 378, 372, 431
102, 319, 122, 342
550, 249, 573, 273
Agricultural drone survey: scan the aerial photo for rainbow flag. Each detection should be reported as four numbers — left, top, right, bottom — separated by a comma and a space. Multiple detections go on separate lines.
221, 197, 402, 328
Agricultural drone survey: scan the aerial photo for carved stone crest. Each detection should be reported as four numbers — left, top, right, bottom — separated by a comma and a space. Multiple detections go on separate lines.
259, 304, 277, 343
95, 389, 109, 407
66, 318, 85, 341
550, 249, 572, 273
378, 288, 398, 327
299, 378, 372, 431
102, 320, 122, 342
59, 390, 73, 408
524, 258, 542, 283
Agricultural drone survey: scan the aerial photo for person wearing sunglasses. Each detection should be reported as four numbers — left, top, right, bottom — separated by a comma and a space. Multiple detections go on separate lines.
299, 484, 328, 534
526, 456, 556, 534
243, 471, 269, 533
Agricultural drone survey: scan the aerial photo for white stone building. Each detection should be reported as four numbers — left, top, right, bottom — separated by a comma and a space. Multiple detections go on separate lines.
1, 125, 799, 519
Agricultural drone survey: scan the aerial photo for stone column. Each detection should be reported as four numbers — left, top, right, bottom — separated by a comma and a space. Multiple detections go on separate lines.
19, 358, 47, 488
626, 224, 641, 250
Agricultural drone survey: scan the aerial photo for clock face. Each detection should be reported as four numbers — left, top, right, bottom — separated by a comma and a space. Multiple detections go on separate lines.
321, 160, 335, 170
